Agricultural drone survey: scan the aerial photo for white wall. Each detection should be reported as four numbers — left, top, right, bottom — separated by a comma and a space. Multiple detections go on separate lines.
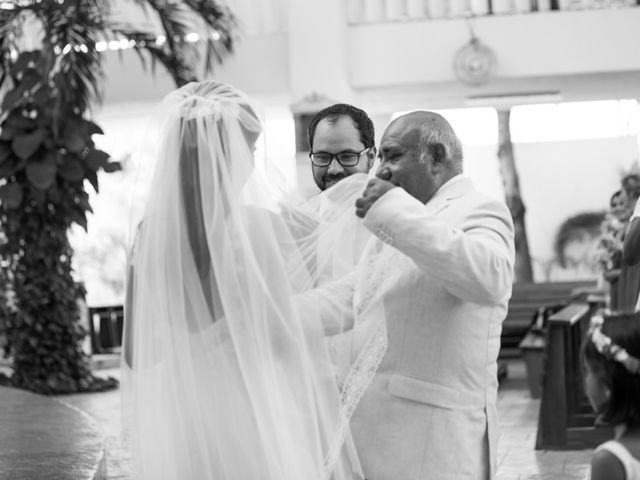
463, 137, 638, 280
100, 4, 640, 112
291, 132, 640, 280
349, 9, 640, 88
73, 94, 640, 302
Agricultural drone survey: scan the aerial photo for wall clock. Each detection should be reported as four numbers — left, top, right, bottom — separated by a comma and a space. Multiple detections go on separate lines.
454, 37, 496, 86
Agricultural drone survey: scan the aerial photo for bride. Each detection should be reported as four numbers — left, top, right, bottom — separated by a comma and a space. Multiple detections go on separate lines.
122, 81, 385, 480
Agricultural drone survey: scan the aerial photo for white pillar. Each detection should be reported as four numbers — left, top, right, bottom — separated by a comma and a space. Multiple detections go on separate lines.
386, 0, 406, 21
449, 0, 469, 17
492, 0, 513, 14
406, 0, 426, 18
364, 0, 386, 22
470, 0, 490, 15
426, 0, 446, 18
347, 0, 366, 23
514, 0, 532, 13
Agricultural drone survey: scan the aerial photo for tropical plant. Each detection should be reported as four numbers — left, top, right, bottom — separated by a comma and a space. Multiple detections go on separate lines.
0, 0, 237, 394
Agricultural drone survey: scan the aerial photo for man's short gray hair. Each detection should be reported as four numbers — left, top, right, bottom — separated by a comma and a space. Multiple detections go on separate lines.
418, 120, 464, 173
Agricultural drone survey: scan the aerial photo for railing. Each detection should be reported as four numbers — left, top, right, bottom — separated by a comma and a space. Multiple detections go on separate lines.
346, 0, 638, 23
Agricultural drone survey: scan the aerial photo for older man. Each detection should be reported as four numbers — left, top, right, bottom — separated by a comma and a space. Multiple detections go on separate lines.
350, 111, 515, 479
307, 103, 376, 191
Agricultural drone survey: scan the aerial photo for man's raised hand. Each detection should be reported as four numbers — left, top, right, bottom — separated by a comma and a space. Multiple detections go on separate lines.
355, 174, 397, 218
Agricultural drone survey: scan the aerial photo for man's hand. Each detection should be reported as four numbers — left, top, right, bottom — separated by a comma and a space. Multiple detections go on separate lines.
355, 176, 397, 218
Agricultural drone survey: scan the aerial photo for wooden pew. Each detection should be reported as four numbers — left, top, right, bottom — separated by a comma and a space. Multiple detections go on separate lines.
88, 280, 597, 360
535, 300, 614, 450
500, 280, 597, 359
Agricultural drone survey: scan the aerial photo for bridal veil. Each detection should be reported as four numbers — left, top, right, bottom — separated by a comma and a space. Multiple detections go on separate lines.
122, 81, 383, 480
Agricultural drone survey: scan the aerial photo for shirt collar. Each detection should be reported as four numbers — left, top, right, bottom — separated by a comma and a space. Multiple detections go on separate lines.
434, 173, 471, 200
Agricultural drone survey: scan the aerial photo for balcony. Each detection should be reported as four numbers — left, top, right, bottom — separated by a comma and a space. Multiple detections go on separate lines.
346, 0, 638, 23
342, 1, 640, 109
101, 0, 640, 111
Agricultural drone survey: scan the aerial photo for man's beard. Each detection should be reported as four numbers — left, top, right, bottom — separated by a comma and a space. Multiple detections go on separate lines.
322, 173, 348, 190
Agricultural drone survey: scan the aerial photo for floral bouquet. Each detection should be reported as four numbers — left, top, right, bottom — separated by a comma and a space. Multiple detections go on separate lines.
595, 212, 625, 272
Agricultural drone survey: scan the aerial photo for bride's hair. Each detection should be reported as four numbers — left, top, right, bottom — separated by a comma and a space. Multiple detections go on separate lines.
170, 82, 262, 315
171, 81, 261, 148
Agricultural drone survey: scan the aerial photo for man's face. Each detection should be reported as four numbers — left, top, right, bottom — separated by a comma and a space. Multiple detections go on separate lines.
311, 116, 373, 191
376, 118, 438, 204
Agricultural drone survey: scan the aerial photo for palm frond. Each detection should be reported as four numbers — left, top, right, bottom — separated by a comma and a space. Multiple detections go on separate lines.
136, 0, 201, 69
183, 0, 237, 77
34, 1, 107, 112
3, 0, 240, 110
118, 0, 237, 85
0, 8, 27, 101
107, 25, 196, 86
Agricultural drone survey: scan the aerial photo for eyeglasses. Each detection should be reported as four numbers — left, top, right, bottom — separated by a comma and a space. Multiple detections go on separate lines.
309, 147, 370, 167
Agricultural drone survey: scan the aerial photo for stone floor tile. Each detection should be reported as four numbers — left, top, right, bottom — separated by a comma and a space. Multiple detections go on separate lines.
3, 358, 599, 479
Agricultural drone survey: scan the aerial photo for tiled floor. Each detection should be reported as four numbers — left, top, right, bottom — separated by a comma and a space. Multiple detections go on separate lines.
0, 386, 106, 480
495, 361, 592, 480
56, 359, 593, 480
57, 370, 130, 480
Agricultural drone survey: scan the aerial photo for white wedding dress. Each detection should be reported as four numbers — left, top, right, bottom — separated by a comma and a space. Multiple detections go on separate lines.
122, 82, 385, 480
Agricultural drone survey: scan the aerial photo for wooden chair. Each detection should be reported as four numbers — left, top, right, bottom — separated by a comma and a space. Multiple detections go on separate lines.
88, 305, 124, 354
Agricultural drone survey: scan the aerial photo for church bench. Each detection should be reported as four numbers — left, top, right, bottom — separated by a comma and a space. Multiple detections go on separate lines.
500, 280, 598, 359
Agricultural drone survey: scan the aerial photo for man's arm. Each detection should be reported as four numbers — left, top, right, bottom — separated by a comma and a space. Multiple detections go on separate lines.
624, 197, 640, 266
362, 188, 515, 305
295, 271, 356, 336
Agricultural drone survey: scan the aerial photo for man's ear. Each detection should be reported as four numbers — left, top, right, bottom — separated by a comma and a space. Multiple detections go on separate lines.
367, 147, 377, 170
430, 143, 447, 165
426, 143, 447, 174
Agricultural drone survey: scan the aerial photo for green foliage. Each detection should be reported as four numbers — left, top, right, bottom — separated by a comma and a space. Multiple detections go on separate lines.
0, 1, 238, 95
0, 0, 238, 395
0, 50, 120, 394
0, 224, 116, 394
0, 52, 120, 218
